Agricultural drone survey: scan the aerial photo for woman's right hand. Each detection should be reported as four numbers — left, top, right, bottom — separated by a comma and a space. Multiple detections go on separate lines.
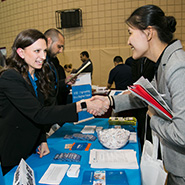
86, 96, 110, 116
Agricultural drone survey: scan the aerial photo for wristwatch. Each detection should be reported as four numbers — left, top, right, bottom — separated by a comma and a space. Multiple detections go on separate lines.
80, 99, 87, 111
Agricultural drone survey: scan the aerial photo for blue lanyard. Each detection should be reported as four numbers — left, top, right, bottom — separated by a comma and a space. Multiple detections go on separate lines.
46, 56, 58, 89
28, 72, 38, 97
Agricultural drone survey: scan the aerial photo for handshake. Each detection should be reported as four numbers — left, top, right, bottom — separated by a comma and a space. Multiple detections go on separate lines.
81, 96, 111, 116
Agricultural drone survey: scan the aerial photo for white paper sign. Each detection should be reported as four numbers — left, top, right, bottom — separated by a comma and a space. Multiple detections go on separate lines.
13, 158, 35, 185
89, 149, 139, 169
72, 73, 94, 124
72, 73, 91, 86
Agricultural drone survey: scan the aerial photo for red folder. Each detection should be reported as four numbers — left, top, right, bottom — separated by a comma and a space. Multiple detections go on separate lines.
129, 84, 173, 120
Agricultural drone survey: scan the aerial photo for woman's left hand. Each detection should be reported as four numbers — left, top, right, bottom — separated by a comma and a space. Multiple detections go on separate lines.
147, 105, 157, 118
37, 142, 50, 158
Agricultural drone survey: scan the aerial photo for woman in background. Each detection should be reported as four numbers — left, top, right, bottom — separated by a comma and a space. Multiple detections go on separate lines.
0, 29, 108, 175
92, 5, 185, 184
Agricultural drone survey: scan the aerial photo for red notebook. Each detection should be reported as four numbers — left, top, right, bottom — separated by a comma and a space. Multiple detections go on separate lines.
129, 84, 173, 120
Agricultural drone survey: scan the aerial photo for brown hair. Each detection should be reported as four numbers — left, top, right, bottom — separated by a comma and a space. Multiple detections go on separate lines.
4, 29, 53, 99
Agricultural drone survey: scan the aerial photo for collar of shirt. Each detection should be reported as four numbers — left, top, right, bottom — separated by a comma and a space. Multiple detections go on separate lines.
28, 72, 38, 97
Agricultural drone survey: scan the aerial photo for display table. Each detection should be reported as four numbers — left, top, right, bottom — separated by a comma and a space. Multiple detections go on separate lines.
4, 118, 141, 185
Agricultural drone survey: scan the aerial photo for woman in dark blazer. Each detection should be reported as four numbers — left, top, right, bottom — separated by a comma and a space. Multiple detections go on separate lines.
0, 29, 108, 175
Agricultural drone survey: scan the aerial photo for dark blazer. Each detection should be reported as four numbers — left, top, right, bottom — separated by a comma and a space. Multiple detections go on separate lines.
47, 56, 70, 105
0, 69, 78, 167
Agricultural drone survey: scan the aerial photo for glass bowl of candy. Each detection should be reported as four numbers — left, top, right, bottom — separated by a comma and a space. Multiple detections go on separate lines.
97, 128, 130, 149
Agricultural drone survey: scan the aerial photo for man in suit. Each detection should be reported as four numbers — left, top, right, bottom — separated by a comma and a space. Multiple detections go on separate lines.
44, 28, 74, 135
44, 28, 75, 105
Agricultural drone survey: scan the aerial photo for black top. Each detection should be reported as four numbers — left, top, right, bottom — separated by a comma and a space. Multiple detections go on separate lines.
51, 57, 66, 80
108, 64, 132, 90
46, 56, 70, 105
131, 57, 155, 83
0, 69, 78, 168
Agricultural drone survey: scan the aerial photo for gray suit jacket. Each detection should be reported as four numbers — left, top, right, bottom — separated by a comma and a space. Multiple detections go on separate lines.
113, 40, 185, 176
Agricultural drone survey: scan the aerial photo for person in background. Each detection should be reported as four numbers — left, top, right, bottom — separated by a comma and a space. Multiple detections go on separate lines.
44, 28, 73, 106
107, 56, 132, 90
44, 28, 73, 135
72, 51, 93, 77
64, 63, 72, 73
0, 51, 6, 69
125, 56, 133, 67
128, 56, 155, 83
0, 29, 108, 175
125, 56, 155, 149
91, 5, 185, 184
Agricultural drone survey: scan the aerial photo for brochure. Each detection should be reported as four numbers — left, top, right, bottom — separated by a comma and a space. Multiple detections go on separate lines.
13, 158, 35, 185
69, 142, 91, 151
82, 170, 129, 185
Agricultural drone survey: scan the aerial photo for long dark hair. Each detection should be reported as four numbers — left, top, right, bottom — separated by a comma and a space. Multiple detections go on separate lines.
126, 5, 177, 44
5, 29, 53, 99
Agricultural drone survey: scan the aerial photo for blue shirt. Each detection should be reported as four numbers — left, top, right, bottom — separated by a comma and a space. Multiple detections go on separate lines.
28, 72, 38, 97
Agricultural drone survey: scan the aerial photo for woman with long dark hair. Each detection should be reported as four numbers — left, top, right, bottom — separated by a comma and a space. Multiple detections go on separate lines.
0, 29, 108, 175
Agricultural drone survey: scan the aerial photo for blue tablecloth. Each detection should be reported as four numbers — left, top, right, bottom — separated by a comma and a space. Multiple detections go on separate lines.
4, 118, 141, 185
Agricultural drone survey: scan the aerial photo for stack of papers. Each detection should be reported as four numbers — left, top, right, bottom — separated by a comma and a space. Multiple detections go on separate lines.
89, 149, 139, 169
128, 77, 173, 120
39, 164, 69, 185
129, 132, 137, 143
81, 125, 96, 134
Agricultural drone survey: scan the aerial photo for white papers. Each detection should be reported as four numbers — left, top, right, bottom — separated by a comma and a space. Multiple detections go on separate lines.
109, 90, 127, 96
135, 77, 172, 114
129, 132, 137, 143
72, 73, 91, 86
89, 149, 139, 169
66, 61, 91, 83
67, 164, 80, 178
39, 164, 69, 185
92, 85, 110, 95
129, 76, 173, 120
81, 125, 96, 134
13, 158, 35, 185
